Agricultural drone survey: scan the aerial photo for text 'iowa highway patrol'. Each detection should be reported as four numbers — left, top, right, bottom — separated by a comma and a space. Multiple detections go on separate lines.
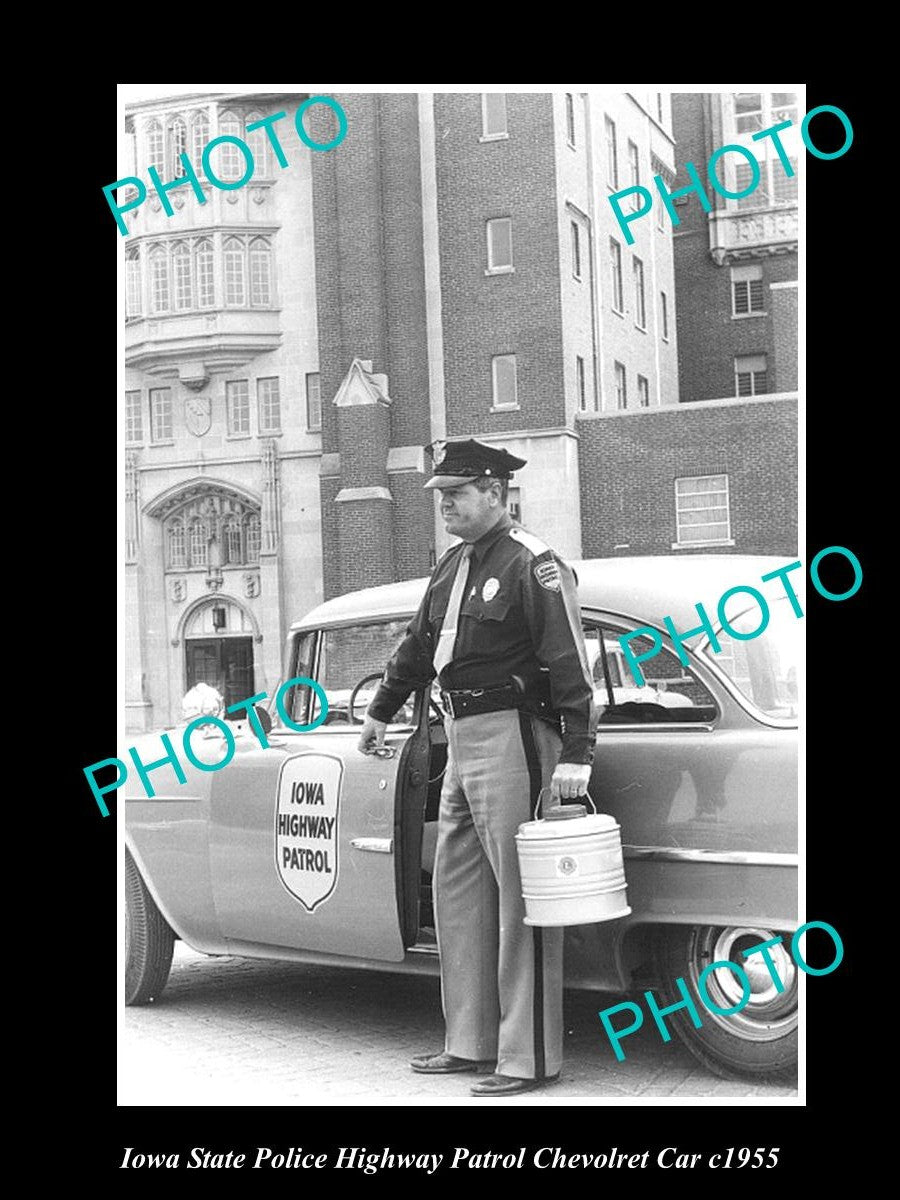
121, 1146, 782, 1171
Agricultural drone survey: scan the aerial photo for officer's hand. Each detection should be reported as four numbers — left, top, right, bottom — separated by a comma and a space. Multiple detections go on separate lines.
550, 763, 591, 801
357, 715, 387, 755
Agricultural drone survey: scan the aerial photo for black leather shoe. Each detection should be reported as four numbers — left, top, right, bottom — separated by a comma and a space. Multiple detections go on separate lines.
470, 1072, 561, 1096
410, 1051, 496, 1074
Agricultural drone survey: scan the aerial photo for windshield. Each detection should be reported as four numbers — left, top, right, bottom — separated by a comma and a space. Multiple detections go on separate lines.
704, 594, 799, 720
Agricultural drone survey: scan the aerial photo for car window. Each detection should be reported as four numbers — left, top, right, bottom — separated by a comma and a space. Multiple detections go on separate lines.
584, 622, 719, 725
315, 619, 412, 725
704, 594, 799, 720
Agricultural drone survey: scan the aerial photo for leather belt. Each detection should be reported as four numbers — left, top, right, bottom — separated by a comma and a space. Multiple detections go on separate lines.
440, 682, 557, 725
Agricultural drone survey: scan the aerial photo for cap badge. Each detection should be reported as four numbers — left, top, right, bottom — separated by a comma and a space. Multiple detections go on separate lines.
431, 440, 446, 466
482, 578, 500, 602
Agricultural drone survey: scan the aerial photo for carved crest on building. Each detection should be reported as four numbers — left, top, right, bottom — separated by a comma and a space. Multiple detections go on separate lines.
184, 394, 212, 436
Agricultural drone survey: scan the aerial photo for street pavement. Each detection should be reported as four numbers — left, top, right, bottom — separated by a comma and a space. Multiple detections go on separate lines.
119, 943, 799, 1105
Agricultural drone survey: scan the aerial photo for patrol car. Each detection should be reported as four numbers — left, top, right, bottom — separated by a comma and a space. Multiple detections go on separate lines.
125, 554, 798, 1082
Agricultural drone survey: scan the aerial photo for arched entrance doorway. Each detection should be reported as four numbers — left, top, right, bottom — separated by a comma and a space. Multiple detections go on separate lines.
183, 597, 255, 709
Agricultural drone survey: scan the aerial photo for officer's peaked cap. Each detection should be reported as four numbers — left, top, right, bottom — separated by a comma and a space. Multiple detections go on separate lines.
423, 438, 527, 489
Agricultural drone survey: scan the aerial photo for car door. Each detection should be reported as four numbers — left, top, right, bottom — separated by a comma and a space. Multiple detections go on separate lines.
207, 616, 419, 963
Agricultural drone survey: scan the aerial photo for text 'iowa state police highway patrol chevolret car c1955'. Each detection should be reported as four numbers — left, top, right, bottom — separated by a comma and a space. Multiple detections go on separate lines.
124, 554, 799, 1081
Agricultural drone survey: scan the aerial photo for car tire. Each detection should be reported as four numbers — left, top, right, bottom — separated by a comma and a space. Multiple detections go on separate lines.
652, 924, 798, 1081
126, 847, 175, 1006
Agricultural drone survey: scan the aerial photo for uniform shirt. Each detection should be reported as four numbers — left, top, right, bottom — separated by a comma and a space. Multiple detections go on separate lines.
367, 511, 597, 765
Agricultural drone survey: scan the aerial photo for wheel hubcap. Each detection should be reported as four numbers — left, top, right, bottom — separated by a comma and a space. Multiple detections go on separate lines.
689, 926, 798, 1041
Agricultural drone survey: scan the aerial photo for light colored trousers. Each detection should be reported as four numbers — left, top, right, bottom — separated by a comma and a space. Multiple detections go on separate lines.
433, 708, 564, 1079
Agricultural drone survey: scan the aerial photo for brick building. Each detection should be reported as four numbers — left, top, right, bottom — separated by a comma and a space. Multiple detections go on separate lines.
121, 89, 796, 733
671, 91, 799, 403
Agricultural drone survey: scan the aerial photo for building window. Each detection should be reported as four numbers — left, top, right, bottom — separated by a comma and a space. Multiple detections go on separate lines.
306, 372, 322, 431
660, 291, 669, 341
508, 487, 522, 523
246, 515, 261, 563
491, 354, 518, 409
224, 237, 246, 306
168, 115, 187, 179
245, 111, 271, 178
605, 116, 618, 188
189, 520, 208, 567
637, 374, 650, 408
226, 380, 250, 436
258, 377, 281, 433
570, 221, 581, 280
214, 111, 244, 180
150, 387, 173, 442
565, 93, 576, 147
576, 356, 586, 411
149, 245, 169, 314
734, 91, 797, 134
609, 238, 624, 313
614, 361, 627, 410
125, 248, 142, 318
191, 111, 209, 170
675, 475, 731, 546
195, 239, 215, 308
732, 264, 765, 316
126, 391, 143, 444
482, 93, 507, 138
628, 139, 640, 208
146, 119, 164, 175
223, 518, 243, 565
486, 217, 513, 272
735, 355, 768, 396
633, 257, 646, 329
172, 241, 193, 311
168, 520, 186, 568
249, 237, 272, 306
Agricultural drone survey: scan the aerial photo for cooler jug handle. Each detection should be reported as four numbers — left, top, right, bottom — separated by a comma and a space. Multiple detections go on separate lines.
535, 786, 598, 821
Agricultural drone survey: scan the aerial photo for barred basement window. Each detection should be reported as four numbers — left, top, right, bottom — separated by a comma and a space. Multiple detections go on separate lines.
732, 264, 765, 316
226, 380, 250, 436
150, 388, 173, 442
675, 475, 731, 546
258, 377, 281, 433
126, 391, 143, 444
735, 354, 768, 396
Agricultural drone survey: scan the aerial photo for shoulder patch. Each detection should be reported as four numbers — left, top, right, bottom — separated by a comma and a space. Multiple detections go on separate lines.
534, 559, 562, 592
509, 527, 550, 558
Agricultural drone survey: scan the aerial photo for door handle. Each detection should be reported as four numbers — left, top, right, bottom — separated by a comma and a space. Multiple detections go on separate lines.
351, 837, 393, 854
370, 745, 397, 759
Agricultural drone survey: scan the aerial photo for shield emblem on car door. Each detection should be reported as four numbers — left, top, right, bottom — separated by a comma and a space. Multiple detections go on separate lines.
274, 754, 343, 912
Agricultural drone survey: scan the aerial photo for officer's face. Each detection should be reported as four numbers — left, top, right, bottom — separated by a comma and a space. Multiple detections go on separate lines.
438, 482, 501, 541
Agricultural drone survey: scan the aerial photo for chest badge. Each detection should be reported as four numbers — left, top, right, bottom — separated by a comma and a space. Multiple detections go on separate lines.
482, 578, 500, 602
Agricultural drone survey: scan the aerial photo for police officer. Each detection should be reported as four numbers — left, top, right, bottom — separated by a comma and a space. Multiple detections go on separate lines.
357, 439, 596, 1095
